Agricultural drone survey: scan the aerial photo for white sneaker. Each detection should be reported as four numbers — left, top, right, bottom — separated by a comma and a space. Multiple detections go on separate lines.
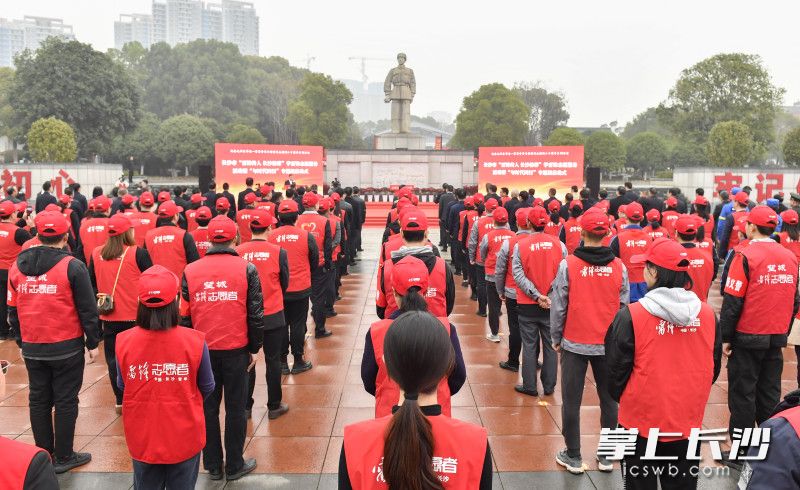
485, 334, 501, 343
596, 454, 613, 472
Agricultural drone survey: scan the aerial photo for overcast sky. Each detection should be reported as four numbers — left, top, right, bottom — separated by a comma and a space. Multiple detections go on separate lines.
4, 0, 799, 126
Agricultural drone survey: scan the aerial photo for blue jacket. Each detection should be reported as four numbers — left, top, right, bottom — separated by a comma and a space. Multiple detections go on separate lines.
740, 391, 800, 489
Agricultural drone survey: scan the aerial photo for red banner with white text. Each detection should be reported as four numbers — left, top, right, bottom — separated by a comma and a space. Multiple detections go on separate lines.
478, 146, 584, 198
214, 143, 324, 196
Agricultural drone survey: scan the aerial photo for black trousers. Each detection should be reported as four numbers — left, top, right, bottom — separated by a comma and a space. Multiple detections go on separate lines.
310, 268, 328, 334
560, 350, 618, 459
203, 350, 248, 475
621, 435, 696, 490
727, 346, 783, 438
247, 327, 285, 411
475, 264, 487, 314
103, 321, 135, 405
467, 261, 477, 296
505, 297, 521, 367
133, 452, 200, 490
25, 351, 85, 460
282, 298, 309, 359
0, 269, 8, 337
449, 238, 462, 274
353, 226, 363, 252
438, 221, 448, 247
486, 280, 502, 335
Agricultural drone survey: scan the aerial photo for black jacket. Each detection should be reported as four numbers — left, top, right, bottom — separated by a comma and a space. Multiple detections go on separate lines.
34, 192, 57, 213
9, 246, 101, 359
437, 192, 456, 220
237, 188, 255, 211
179, 248, 264, 354
346, 196, 366, 229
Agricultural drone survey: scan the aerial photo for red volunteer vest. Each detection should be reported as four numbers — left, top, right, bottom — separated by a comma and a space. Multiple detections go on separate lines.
501, 196, 510, 206
0, 436, 48, 490
236, 209, 255, 243
700, 215, 714, 241
562, 255, 623, 345
8, 256, 82, 343
145, 226, 188, 278
383, 257, 447, 317
619, 302, 715, 441
91, 246, 141, 321
458, 210, 478, 242
190, 228, 211, 258
79, 217, 109, 263
254, 201, 275, 216
236, 240, 284, 315
116, 326, 205, 464
183, 254, 249, 350
473, 216, 495, 263
516, 233, 563, 305
344, 415, 487, 490
381, 234, 404, 265
617, 228, 652, 282
0, 222, 22, 269
268, 225, 311, 293
296, 213, 328, 266
544, 218, 563, 237
21, 237, 41, 251
328, 214, 342, 260
683, 245, 714, 302
484, 228, 515, 275
779, 232, 800, 260
643, 225, 667, 240
728, 210, 747, 249
133, 211, 157, 248
661, 210, 680, 237
185, 209, 199, 232
735, 241, 798, 335
370, 317, 452, 418
773, 406, 800, 438
563, 217, 582, 254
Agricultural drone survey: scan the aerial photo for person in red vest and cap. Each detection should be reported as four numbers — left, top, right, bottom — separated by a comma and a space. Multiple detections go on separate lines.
268, 198, 319, 375
549, 208, 629, 475
720, 205, 800, 469
559, 200, 584, 254
458, 195, 480, 296
296, 191, 333, 339
692, 195, 715, 242
0, 200, 31, 340
133, 192, 157, 248
78, 198, 110, 263
362, 256, 466, 418
610, 202, 652, 303
145, 201, 200, 278
605, 237, 720, 489
115, 265, 215, 489
513, 206, 567, 397
88, 213, 153, 412
674, 215, 715, 302
189, 206, 213, 258
545, 199, 564, 237
642, 208, 666, 240
180, 215, 263, 481
661, 196, 681, 237
0, 435, 58, 489
718, 191, 750, 259
468, 198, 499, 317
236, 193, 259, 244
778, 210, 800, 387
480, 207, 514, 342
342, 310, 491, 489
494, 207, 533, 373
185, 193, 206, 232
238, 208, 291, 420
319, 197, 343, 316
8, 210, 101, 473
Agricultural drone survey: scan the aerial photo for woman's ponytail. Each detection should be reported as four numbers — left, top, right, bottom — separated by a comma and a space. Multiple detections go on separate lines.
399, 286, 429, 313
383, 396, 441, 490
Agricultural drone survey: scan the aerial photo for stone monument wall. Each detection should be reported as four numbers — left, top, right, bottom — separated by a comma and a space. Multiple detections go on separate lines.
325, 150, 475, 188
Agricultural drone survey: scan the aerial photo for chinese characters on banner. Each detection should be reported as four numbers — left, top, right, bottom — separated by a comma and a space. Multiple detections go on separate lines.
477, 146, 584, 198
215, 143, 324, 198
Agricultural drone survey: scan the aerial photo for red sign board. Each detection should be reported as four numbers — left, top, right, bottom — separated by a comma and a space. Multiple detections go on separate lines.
478, 146, 584, 197
214, 143, 324, 195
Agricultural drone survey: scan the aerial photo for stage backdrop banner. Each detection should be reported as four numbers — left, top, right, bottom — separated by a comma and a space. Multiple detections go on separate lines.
478, 146, 584, 197
215, 143, 324, 195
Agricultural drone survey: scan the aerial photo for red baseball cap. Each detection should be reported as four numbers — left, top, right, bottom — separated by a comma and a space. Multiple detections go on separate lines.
107, 214, 132, 236
45, 203, 61, 212
260, 185, 274, 195
693, 196, 709, 206
121, 194, 137, 206
157, 201, 183, 218
157, 191, 171, 203
493, 207, 509, 224
533, 198, 544, 207
547, 200, 561, 212
665, 196, 677, 208
625, 202, 644, 221
190, 193, 204, 204
250, 208, 276, 229
734, 192, 750, 205
391, 255, 429, 296
215, 198, 230, 211
747, 205, 778, 228
484, 198, 498, 212
409, 194, 419, 206
208, 215, 238, 242
138, 265, 179, 308
244, 193, 259, 204
14, 202, 26, 214
302, 192, 320, 207
278, 198, 299, 214
331, 192, 342, 203
580, 209, 610, 236
0, 200, 15, 218
473, 193, 484, 203
58, 194, 71, 204
528, 206, 548, 227
569, 200, 583, 210
645, 208, 661, 222
319, 197, 334, 212
396, 186, 413, 199
515, 207, 529, 226
464, 196, 475, 207
400, 208, 428, 231
675, 215, 699, 235
139, 192, 155, 207
781, 209, 799, 226
34, 211, 69, 237
195, 206, 212, 220
631, 237, 690, 272
95, 196, 111, 212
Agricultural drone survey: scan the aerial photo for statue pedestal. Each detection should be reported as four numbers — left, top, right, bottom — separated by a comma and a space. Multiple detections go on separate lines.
375, 132, 426, 150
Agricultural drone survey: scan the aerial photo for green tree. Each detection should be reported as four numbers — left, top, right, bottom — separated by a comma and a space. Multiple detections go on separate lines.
225, 124, 266, 144
513, 82, 569, 145
622, 107, 672, 139
771, 111, 800, 162
286, 73, 354, 147
671, 141, 708, 167
247, 56, 307, 145
625, 132, 669, 176
783, 126, 800, 166
0, 67, 23, 162
158, 115, 215, 175
451, 83, 529, 150
706, 121, 753, 167
27, 117, 77, 162
107, 112, 163, 169
585, 131, 625, 172
11, 38, 139, 157
543, 127, 585, 146
657, 53, 784, 157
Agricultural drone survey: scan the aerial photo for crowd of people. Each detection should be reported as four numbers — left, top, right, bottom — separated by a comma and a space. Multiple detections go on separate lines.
1, 176, 799, 489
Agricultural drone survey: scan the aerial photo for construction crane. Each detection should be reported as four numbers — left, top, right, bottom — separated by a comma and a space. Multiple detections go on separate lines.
294, 54, 316, 71
348, 56, 393, 85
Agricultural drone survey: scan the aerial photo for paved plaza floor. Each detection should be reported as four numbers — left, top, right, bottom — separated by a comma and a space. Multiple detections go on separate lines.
0, 228, 788, 488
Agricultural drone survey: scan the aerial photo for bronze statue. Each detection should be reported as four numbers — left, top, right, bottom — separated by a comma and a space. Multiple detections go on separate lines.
384, 52, 416, 134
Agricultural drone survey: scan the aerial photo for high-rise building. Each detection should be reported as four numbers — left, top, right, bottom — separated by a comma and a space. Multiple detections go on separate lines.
0, 16, 74, 67
341, 79, 389, 123
115, 1, 258, 54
